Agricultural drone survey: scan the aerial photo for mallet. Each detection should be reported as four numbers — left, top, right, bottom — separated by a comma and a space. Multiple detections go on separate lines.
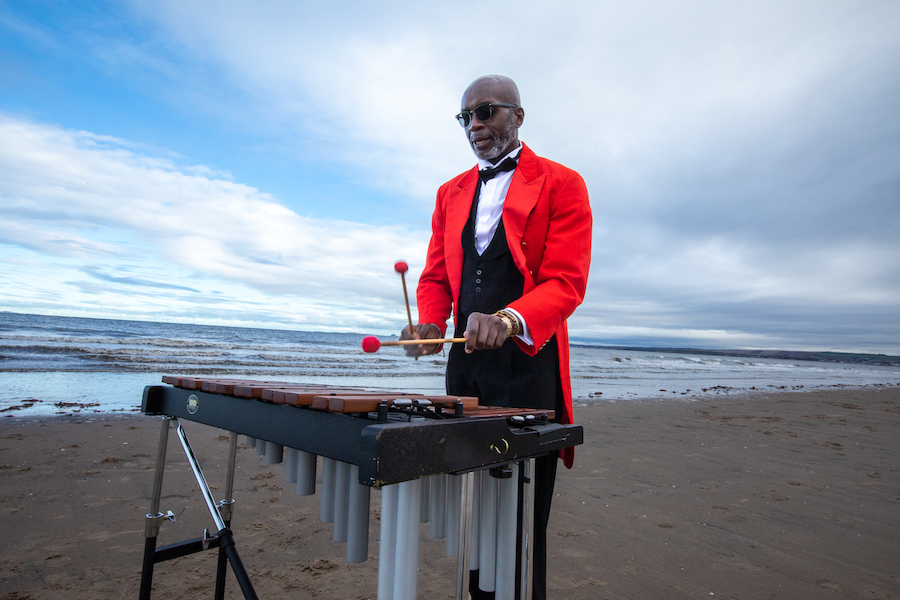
362, 336, 466, 353
394, 260, 415, 336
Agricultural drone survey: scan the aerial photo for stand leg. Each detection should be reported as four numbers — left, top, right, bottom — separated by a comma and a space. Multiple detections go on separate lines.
175, 421, 258, 600
139, 536, 158, 600
217, 528, 259, 600
214, 432, 239, 600
139, 417, 173, 600
214, 544, 228, 600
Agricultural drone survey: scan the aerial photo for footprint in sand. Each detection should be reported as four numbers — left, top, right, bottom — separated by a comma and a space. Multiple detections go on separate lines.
817, 579, 843, 592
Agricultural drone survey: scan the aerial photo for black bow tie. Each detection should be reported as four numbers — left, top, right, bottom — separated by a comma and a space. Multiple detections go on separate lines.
478, 156, 518, 183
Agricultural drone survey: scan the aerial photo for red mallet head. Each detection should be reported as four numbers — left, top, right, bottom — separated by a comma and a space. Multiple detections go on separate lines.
394, 260, 409, 274
361, 336, 381, 353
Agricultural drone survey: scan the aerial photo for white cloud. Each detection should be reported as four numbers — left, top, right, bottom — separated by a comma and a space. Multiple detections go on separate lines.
0, 114, 429, 331
115, 2, 900, 223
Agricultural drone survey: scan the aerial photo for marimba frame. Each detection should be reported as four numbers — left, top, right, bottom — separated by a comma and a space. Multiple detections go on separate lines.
138, 420, 537, 600
138, 380, 579, 599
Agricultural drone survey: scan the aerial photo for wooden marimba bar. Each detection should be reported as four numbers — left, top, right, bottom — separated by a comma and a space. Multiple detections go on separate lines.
138, 376, 582, 600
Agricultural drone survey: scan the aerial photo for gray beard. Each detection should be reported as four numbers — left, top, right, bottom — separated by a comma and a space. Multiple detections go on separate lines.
472, 114, 517, 161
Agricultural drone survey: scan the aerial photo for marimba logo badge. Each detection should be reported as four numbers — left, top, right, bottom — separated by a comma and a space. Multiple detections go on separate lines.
187, 394, 200, 415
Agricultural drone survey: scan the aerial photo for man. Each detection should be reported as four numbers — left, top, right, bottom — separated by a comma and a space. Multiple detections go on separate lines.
402, 75, 592, 599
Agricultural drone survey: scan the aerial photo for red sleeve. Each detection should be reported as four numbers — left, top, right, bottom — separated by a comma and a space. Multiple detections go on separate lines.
415, 183, 454, 336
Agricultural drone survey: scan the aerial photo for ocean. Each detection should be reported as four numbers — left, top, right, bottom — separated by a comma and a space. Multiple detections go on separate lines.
1, 312, 896, 417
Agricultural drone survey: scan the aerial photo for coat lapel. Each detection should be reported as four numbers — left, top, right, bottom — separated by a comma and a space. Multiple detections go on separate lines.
503, 145, 545, 283
445, 170, 478, 304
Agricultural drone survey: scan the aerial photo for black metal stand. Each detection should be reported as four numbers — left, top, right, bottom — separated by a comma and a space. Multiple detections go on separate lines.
138, 417, 256, 600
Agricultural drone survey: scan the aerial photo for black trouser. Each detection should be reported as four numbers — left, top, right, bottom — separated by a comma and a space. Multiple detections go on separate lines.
447, 335, 561, 600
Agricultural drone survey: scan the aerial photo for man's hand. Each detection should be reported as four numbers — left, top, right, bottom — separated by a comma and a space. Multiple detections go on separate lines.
400, 323, 443, 357
464, 312, 510, 354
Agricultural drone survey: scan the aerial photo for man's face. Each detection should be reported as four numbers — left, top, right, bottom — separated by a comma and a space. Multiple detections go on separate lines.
461, 81, 524, 163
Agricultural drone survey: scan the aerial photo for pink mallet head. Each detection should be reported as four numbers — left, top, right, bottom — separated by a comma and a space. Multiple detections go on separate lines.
394, 260, 409, 274
361, 336, 381, 353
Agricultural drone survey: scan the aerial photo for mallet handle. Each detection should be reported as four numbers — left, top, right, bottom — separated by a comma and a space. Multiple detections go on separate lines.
382, 337, 466, 346
399, 272, 415, 335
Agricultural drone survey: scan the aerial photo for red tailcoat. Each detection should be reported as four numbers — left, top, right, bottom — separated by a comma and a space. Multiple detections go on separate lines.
417, 143, 592, 468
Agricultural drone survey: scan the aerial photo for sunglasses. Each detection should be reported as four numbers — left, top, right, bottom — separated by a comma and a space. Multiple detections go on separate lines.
455, 102, 518, 127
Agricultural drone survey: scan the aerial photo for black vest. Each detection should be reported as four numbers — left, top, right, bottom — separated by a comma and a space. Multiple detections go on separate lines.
457, 198, 525, 321
446, 187, 562, 413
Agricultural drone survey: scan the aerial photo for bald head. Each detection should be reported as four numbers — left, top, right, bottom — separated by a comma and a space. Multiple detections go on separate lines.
460, 75, 525, 163
462, 75, 521, 108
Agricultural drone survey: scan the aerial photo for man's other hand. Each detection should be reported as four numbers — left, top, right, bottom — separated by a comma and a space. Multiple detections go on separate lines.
400, 323, 443, 357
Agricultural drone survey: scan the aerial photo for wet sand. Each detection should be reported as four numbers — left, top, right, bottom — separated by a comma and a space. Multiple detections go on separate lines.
1, 387, 898, 599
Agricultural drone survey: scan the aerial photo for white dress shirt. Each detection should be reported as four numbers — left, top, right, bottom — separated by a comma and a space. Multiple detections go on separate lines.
474, 144, 521, 254
475, 144, 533, 346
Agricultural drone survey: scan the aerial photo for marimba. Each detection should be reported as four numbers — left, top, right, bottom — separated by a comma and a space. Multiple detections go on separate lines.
138, 376, 583, 600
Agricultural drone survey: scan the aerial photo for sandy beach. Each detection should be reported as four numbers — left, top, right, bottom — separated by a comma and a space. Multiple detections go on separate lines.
1, 386, 897, 599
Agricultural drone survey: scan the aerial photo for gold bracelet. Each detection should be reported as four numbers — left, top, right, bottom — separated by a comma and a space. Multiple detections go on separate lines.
493, 310, 520, 337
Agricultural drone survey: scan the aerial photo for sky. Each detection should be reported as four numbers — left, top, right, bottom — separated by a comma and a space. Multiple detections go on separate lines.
0, 1, 898, 354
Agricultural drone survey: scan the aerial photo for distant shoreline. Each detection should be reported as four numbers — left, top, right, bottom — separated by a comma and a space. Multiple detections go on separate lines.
5, 310, 897, 366
571, 343, 900, 367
